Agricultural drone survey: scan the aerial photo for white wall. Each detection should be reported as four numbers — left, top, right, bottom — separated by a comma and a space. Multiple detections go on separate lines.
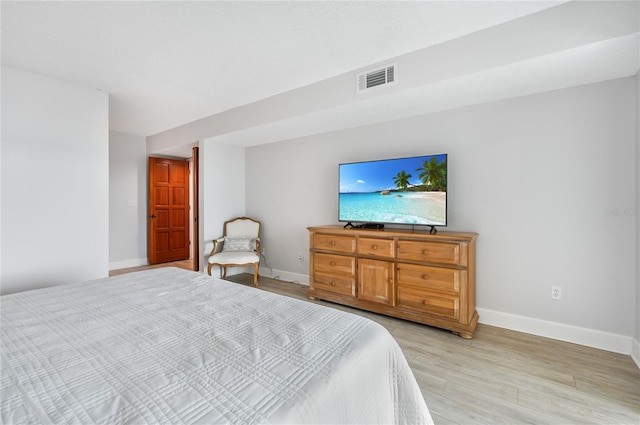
246, 77, 637, 353
109, 131, 147, 269
199, 139, 245, 275
1, 67, 109, 294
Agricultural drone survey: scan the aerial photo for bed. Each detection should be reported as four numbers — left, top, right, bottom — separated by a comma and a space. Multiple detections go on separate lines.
1, 267, 432, 424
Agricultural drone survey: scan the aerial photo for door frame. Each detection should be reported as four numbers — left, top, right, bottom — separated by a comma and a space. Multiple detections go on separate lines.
192, 146, 200, 271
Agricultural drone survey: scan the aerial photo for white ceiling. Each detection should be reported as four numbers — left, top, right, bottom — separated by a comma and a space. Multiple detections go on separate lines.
2, 1, 639, 152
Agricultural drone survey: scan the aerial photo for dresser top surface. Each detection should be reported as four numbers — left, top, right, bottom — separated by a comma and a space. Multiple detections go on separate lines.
308, 225, 478, 242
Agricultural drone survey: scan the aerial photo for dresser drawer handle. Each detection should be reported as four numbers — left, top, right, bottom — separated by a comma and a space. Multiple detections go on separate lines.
330, 261, 336, 266
372, 245, 378, 250
422, 249, 430, 255
330, 281, 336, 286
421, 274, 430, 280
422, 299, 430, 306
330, 241, 336, 246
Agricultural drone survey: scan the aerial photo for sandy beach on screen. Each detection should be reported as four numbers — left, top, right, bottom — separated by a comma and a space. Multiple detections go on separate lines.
400, 191, 446, 200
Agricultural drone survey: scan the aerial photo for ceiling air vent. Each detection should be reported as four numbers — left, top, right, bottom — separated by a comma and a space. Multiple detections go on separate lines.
357, 64, 396, 93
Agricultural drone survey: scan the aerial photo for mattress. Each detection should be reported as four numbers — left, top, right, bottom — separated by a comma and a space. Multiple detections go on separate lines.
1, 267, 432, 424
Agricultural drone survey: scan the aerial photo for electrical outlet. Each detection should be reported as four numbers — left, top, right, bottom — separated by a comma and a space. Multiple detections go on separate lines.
551, 286, 561, 300
298, 252, 303, 262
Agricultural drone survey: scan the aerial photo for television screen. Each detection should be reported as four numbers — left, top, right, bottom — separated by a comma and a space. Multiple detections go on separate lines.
338, 153, 447, 227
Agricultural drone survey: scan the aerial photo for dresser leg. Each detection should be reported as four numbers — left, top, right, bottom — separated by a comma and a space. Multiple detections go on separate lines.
457, 330, 474, 339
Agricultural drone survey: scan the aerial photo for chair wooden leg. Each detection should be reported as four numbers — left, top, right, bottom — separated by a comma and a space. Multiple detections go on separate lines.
207, 264, 213, 276
222, 266, 227, 278
253, 264, 259, 287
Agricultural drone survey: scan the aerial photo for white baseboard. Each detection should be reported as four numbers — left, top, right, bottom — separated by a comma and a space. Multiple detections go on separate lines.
108, 258, 147, 271
632, 337, 640, 368
215, 267, 308, 286
259, 267, 308, 285
477, 307, 633, 356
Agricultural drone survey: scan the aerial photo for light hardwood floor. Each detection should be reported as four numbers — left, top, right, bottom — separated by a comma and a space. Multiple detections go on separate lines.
109, 259, 195, 276
112, 265, 640, 424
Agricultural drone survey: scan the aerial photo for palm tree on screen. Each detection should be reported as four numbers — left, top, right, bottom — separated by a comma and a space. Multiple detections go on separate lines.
393, 170, 412, 190
416, 158, 446, 191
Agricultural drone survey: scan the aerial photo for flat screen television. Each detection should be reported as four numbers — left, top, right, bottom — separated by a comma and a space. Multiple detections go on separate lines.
338, 153, 447, 230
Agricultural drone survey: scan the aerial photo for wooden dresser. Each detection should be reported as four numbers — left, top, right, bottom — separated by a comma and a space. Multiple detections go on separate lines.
308, 225, 479, 338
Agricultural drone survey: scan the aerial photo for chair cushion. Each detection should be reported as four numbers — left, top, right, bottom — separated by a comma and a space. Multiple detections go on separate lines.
209, 251, 259, 265
222, 236, 255, 252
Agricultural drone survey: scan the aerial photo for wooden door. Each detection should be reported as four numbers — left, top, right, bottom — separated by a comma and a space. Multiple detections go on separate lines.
148, 157, 190, 264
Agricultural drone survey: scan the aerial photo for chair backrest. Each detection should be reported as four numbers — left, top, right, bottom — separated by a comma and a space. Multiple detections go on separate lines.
224, 217, 261, 239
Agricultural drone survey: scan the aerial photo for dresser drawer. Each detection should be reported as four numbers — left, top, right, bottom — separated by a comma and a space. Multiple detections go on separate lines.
397, 240, 463, 265
357, 237, 395, 258
314, 272, 356, 296
397, 263, 460, 293
397, 286, 459, 319
313, 253, 355, 276
314, 234, 356, 253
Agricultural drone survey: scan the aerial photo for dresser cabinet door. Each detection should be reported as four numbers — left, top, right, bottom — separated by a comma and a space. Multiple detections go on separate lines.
357, 259, 394, 305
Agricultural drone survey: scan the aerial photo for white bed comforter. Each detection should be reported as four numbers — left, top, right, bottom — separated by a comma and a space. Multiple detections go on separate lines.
1, 268, 432, 424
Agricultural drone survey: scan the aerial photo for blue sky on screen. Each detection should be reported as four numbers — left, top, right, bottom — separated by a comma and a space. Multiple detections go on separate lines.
339, 154, 447, 193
